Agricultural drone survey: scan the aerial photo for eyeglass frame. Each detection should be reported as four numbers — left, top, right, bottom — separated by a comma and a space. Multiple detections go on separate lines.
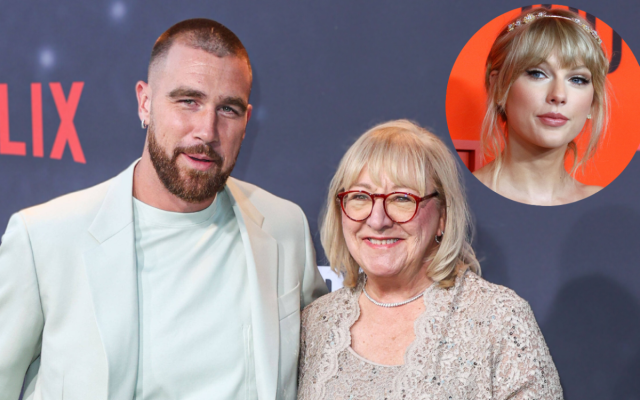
336, 190, 439, 224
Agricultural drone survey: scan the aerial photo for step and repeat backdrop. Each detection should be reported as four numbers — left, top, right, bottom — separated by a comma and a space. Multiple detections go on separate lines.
1, 1, 639, 398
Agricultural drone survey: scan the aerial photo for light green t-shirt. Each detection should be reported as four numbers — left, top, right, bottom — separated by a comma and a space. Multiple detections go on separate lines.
132, 190, 256, 399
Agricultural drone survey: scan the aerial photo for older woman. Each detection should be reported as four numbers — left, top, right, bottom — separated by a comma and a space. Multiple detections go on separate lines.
473, 8, 610, 205
298, 120, 562, 399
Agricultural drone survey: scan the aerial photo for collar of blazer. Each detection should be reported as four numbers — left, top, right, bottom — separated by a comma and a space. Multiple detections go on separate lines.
88, 160, 266, 243
84, 160, 280, 400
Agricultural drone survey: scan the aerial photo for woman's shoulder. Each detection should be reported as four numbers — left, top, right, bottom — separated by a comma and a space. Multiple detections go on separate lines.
301, 285, 358, 321
458, 271, 532, 318
300, 285, 361, 348
458, 272, 561, 397
577, 182, 603, 197
472, 163, 494, 188
561, 178, 602, 203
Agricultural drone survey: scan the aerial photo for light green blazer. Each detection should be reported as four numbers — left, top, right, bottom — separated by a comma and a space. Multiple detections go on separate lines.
0, 161, 328, 400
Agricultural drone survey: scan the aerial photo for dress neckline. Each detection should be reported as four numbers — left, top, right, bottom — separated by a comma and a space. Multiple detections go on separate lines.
347, 345, 403, 368
346, 274, 442, 368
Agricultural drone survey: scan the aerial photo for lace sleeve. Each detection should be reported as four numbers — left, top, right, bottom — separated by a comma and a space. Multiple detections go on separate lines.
298, 308, 309, 398
492, 298, 563, 400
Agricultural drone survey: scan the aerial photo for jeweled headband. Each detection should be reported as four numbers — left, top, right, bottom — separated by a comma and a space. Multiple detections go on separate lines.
507, 11, 603, 45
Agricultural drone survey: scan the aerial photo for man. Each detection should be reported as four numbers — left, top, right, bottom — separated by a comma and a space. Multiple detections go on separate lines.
0, 19, 327, 400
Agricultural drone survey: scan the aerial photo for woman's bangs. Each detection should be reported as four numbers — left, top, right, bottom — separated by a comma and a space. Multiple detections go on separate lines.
365, 132, 428, 195
512, 19, 601, 75
340, 130, 428, 196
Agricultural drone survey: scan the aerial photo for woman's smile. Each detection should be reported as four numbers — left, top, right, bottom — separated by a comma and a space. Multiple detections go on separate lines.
537, 112, 569, 127
364, 237, 402, 247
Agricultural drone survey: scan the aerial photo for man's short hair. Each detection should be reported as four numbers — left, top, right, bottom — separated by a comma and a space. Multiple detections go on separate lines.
149, 18, 252, 80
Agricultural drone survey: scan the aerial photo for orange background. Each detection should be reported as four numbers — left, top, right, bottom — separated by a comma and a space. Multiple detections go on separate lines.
446, 4, 640, 187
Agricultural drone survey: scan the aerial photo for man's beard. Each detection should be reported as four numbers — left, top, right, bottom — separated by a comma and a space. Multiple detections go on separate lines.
147, 122, 235, 203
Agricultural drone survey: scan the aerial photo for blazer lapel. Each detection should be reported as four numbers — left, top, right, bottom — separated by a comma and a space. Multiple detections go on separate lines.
226, 179, 279, 400
84, 161, 139, 400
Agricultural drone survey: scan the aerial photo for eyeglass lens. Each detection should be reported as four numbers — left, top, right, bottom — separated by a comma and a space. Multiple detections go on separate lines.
341, 193, 417, 223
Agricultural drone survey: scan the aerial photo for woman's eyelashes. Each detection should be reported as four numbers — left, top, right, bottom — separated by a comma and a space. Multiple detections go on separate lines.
569, 75, 591, 85
526, 69, 546, 79
525, 68, 591, 86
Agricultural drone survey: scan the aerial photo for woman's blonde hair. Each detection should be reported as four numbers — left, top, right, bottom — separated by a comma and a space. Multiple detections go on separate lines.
481, 8, 610, 184
320, 119, 480, 288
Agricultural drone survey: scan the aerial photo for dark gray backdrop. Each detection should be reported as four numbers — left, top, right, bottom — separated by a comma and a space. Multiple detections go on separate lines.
1, 1, 638, 399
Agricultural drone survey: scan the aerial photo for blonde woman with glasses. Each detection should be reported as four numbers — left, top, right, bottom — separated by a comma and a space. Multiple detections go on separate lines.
473, 8, 610, 206
297, 120, 562, 399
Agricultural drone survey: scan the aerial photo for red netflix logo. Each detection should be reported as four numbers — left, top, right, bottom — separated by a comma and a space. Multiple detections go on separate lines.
0, 82, 85, 164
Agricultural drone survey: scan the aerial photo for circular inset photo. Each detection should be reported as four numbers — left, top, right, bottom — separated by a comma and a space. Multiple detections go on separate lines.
446, 5, 640, 206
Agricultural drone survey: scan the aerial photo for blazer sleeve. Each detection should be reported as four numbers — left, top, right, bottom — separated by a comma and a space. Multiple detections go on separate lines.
298, 208, 328, 309
0, 213, 44, 399
492, 298, 563, 400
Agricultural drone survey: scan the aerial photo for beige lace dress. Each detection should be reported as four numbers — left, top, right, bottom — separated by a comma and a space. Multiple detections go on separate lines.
298, 270, 563, 399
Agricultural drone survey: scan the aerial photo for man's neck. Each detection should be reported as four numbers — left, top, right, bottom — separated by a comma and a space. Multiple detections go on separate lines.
132, 154, 215, 213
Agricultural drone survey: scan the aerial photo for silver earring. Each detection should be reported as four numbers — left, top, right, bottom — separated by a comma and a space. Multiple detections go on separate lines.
141, 120, 147, 129
435, 231, 444, 244
587, 114, 592, 120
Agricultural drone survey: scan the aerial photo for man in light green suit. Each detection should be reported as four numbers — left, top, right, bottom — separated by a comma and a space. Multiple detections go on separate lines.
0, 19, 328, 400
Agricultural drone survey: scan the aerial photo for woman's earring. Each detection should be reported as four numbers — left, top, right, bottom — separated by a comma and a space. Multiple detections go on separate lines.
435, 231, 444, 244
587, 114, 592, 120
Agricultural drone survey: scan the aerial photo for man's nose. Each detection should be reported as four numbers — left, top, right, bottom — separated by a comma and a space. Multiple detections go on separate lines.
193, 107, 218, 143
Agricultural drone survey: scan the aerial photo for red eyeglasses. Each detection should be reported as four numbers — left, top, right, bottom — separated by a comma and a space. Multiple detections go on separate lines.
336, 190, 439, 223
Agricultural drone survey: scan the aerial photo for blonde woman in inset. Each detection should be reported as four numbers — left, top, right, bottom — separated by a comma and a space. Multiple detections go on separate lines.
298, 120, 562, 399
474, 8, 610, 205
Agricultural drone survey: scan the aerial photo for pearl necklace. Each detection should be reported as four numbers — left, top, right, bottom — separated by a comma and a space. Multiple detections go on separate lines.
362, 276, 425, 308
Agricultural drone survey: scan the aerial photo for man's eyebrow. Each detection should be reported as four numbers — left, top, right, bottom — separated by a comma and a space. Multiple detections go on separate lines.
168, 87, 207, 99
222, 96, 248, 113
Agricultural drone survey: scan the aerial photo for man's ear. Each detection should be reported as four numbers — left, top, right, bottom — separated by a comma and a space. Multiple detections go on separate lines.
136, 81, 151, 126
246, 104, 253, 122
242, 104, 253, 141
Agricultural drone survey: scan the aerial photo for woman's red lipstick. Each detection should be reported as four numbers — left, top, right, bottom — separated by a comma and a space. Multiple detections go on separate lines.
538, 112, 569, 127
